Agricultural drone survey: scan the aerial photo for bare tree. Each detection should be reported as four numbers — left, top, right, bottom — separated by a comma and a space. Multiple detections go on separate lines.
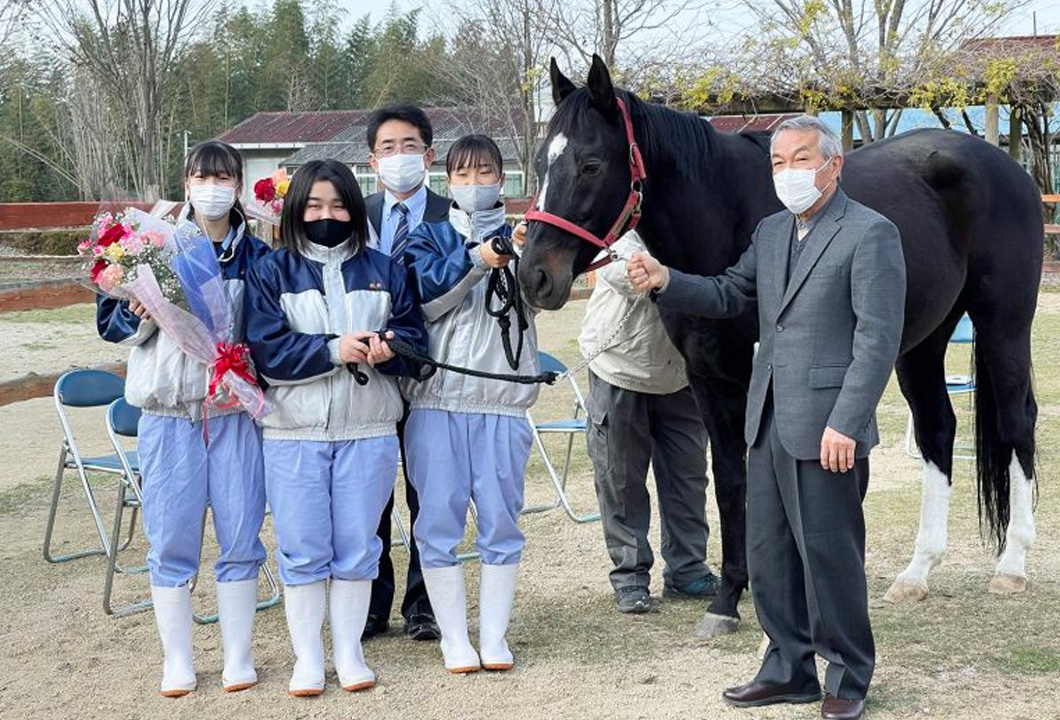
28, 0, 217, 200
432, 0, 559, 195
725, 0, 1031, 142
542, 0, 715, 86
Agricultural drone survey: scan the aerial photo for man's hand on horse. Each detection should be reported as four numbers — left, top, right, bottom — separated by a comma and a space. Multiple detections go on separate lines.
479, 241, 512, 269
366, 331, 396, 366
821, 427, 856, 473
628, 252, 669, 293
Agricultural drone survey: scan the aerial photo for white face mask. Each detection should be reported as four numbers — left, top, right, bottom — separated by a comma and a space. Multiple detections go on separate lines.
450, 182, 502, 214
772, 160, 832, 215
377, 153, 427, 194
189, 184, 236, 221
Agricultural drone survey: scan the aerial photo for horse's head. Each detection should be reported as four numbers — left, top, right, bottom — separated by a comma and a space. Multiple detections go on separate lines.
519, 55, 641, 310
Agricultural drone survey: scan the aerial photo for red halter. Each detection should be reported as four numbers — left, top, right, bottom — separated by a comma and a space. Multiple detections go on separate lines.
525, 96, 647, 272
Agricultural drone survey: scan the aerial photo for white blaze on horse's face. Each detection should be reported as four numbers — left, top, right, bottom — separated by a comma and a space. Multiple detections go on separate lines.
537, 133, 569, 212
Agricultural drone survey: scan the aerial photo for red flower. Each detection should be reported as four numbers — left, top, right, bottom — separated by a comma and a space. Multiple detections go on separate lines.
254, 178, 276, 203
97, 223, 125, 248
89, 259, 107, 283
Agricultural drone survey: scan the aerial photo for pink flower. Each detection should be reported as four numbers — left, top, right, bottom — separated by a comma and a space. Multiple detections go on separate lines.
97, 263, 125, 293
77, 240, 91, 254
92, 245, 104, 258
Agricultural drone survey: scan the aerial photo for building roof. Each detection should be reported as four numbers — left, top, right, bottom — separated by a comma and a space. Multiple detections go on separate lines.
280, 106, 526, 167
215, 110, 371, 146
959, 34, 1059, 56
706, 113, 800, 133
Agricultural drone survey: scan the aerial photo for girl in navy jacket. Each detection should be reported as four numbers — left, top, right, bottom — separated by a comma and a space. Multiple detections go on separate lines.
244, 159, 426, 696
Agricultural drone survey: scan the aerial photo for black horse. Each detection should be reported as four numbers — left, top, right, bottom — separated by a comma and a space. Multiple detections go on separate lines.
519, 56, 1042, 634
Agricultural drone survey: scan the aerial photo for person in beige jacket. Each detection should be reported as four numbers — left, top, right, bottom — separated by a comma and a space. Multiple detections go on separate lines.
579, 231, 716, 614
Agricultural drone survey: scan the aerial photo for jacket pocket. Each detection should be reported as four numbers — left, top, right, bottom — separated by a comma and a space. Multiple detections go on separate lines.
808, 365, 848, 388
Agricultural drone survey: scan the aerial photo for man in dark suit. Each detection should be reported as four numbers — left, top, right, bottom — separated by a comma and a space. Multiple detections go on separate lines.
629, 116, 906, 720
363, 104, 451, 641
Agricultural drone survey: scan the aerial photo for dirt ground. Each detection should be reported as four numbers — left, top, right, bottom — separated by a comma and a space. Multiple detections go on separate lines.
1, 296, 1058, 720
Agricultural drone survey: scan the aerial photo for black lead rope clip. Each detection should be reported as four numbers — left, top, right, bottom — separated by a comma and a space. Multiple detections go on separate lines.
346, 363, 370, 386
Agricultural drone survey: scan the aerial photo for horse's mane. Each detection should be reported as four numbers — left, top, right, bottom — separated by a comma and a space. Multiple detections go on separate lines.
548, 88, 718, 183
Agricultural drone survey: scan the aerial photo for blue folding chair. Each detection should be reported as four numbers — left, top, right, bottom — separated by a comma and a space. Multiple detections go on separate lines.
44, 369, 135, 565
524, 352, 600, 523
905, 314, 976, 459
102, 397, 151, 617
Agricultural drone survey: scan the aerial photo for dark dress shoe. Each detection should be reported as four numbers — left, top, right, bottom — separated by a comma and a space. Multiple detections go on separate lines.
362, 613, 389, 639
722, 680, 822, 708
404, 613, 441, 640
821, 694, 865, 720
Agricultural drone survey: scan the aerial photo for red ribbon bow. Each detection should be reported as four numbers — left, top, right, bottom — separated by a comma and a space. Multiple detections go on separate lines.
202, 342, 263, 444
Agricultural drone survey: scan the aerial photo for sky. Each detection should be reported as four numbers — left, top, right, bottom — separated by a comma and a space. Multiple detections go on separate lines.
347, 0, 1060, 37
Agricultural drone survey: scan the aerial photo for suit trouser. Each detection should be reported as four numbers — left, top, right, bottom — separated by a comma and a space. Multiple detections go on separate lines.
370, 405, 433, 622
748, 398, 875, 700
586, 371, 712, 591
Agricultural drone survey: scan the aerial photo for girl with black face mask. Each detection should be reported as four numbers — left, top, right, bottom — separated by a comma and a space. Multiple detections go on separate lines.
243, 159, 428, 697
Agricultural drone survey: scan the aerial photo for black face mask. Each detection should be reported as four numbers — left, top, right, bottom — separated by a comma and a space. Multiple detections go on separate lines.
305, 219, 353, 248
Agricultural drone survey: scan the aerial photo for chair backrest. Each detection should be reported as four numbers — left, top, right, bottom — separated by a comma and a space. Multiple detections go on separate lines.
55, 369, 125, 408
537, 351, 568, 375
950, 315, 974, 344
107, 398, 141, 438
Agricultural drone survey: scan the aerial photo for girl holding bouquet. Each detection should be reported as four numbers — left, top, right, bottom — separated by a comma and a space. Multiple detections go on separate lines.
243, 159, 427, 696
401, 135, 538, 674
96, 140, 271, 697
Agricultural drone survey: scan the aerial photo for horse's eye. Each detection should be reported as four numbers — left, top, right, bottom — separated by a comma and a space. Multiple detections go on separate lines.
582, 161, 602, 176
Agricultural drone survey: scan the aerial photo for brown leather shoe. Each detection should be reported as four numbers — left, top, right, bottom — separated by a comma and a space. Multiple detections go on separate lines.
821, 694, 866, 720
722, 680, 821, 708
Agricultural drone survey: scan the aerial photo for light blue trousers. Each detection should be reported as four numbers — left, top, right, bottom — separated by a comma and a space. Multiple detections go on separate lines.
404, 410, 532, 568
139, 413, 267, 587
263, 436, 397, 586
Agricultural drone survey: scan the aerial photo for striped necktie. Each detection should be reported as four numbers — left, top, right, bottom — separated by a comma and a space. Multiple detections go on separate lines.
390, 202, 409, 265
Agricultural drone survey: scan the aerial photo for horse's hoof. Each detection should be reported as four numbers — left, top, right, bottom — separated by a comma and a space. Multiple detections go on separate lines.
988, 573, 1027, 595
694, 612, 739, 638
882, 578, 928, 604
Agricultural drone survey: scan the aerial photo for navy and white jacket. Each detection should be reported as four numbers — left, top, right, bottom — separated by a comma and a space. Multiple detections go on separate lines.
244, 239, 427, 442
96, 209, 270, 421
402, 205, 539, 417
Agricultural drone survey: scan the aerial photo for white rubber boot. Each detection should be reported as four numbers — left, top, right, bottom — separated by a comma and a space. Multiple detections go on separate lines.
216, 578, 259, 692
329, 579, 376, 692
151, 585, 197, 697
284, 582, 327, 696
421, 565, 481, 673
479, 564, 519, 671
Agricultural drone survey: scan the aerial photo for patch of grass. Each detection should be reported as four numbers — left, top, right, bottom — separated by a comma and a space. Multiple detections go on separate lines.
997, 647, 1060, 674
1, 303, 96, 325
0, 476, 54, 516
20, 341, 57, 351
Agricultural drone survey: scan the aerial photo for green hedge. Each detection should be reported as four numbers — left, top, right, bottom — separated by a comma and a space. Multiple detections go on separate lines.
0, 229, 89, 256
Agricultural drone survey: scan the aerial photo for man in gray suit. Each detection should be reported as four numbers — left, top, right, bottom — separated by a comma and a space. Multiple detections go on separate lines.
629, 116, 905, 720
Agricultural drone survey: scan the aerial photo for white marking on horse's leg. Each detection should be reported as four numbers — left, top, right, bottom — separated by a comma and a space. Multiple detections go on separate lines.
989, 451, 1035, 594
884, 461, 951, 603
536, 133, 568, 211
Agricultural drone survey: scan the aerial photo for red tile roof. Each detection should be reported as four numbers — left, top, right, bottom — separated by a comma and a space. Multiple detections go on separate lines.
707, 113, 800, 133
215, 110, 372, 145
959, 34, 1058, 55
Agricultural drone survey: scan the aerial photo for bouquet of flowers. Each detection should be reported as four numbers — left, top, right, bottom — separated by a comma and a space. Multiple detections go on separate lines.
246, 168, 290, 226
80, 207, 270, 422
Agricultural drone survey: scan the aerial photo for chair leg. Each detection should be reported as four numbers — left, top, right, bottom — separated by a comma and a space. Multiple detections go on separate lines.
532, 430, 599, 524
103, 481, 153, 618
43, 446, 109, 563
904, 411, 922, 459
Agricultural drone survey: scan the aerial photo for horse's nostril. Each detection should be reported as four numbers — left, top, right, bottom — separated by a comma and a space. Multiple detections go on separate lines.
535, 268, 553, 297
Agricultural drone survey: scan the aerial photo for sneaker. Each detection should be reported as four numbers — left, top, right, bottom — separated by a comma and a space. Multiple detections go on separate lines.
361, 612, 389, 640
614, 586, 652, 614
663, 571, 720, 598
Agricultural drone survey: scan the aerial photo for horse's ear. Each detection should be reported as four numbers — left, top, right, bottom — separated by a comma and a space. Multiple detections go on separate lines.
587, 54, 615, 114
550, 57, 576, 106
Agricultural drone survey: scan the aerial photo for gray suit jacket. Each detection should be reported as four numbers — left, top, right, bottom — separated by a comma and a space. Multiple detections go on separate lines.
658, 189, 906, 460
